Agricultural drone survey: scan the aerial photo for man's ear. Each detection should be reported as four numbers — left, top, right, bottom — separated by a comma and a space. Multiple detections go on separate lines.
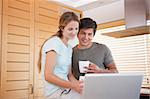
77, 33, 79, 37
77, 31, 80, 37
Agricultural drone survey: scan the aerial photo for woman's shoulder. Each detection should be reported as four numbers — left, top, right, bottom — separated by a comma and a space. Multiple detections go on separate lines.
45, 36, 60, 44
43, 36, 61, 48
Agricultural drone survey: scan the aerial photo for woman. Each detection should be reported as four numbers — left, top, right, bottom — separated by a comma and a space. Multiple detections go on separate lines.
39, 12, 82, 99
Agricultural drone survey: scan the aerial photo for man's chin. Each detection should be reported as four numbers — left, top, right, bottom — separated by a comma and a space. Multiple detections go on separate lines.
81, 43, 89, 47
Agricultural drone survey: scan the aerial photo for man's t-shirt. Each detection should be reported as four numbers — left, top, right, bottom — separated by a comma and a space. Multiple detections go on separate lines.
72, 42, 114, 79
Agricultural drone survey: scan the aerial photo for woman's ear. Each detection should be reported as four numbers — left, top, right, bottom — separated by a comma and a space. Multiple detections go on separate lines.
61, 28, 64, 32
59, 26, 64, 32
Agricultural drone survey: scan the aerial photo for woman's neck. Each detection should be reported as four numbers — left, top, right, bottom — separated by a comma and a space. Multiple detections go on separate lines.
61, 37, 69, 47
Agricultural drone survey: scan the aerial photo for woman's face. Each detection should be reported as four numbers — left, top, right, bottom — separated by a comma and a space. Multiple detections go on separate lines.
62, 20, 79, 40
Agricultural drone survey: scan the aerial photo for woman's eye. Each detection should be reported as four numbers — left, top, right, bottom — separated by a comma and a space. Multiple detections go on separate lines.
68, 28, 73, 31
75, 28, 78, 30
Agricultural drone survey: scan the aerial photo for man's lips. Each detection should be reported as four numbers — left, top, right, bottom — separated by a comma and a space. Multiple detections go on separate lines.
82, 39, 88, 43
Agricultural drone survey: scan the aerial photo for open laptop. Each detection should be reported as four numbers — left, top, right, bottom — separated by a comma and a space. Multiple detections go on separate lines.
82, 73, 143, 99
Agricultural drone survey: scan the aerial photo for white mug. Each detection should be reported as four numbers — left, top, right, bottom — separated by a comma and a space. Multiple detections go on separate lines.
79, 60, 90, 73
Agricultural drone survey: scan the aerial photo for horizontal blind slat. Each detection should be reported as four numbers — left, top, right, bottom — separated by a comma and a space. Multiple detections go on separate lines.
94, 30, 150, 88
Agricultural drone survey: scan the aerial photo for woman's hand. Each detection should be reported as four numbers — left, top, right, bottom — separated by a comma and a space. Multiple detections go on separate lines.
71, 80, 83, 94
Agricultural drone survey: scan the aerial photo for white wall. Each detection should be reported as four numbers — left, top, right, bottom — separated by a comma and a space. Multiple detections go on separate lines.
83, 0, 150, 24
83, 0, 124, 24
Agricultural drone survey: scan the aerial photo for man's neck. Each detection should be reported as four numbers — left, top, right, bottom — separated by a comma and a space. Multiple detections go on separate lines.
77, 42, 93, 49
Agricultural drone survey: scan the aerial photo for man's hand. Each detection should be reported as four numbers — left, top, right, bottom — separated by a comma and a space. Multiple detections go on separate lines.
85, 63, 102, 73
84, 62, 118, 73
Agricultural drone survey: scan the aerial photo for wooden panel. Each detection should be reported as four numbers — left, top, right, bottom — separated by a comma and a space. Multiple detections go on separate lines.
1, 0, 34, 98
8, 0, 29, 11
37, 88, 44, 96
0, 0, 2, 98
8, 25, 29, 36
7, 62, 29, 71
34, 96, 44, 99
6, 81, 28, 90
7, 53, 29, 62
8, 34, 29, 45
39, 38, 46, 47
17, 0, 30, 3
5, 90, 28, 99
8, 16, 30, 28
97, 20, 125, 30
7, 72, 29, 80
102, 26, 150, 38
39, 31, 54, 39
8, 44, 29, 53
39, 7, 59, 19
38, 23, 58, 33
8, 7, 30, 20
1, 0, 8, 98
39, 0, 60, 12
37, 79, 43, 88
38, 15, 59, 25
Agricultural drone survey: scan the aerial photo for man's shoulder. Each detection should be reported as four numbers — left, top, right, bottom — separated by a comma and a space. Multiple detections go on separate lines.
93, 42, 106, 48
73, 45, 78, 49
93, 42, 110, 52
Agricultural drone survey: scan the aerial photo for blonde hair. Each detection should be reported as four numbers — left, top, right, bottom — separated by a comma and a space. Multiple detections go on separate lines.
38, 12, 79, 73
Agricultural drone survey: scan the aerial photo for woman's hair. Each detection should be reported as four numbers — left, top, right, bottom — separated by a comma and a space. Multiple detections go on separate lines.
38, 12, 79, 73
53, 11, 79, 38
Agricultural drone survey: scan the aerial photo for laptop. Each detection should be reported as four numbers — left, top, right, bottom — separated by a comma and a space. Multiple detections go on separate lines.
82, 73, 143, 99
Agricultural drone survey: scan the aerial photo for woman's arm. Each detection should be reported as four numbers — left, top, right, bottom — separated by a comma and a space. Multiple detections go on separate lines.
44, 51, 82, 93
68, 66, 78, 82
68, 67, 83, 93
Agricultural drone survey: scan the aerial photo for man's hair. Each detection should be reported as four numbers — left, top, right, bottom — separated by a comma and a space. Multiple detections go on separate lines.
79, 18, 97, 36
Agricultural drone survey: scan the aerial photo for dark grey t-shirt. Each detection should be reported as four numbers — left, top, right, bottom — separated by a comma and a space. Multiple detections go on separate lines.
72, 42, 114, 79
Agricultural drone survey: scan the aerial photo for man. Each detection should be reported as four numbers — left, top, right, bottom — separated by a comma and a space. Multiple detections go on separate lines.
72, 18, 118, 80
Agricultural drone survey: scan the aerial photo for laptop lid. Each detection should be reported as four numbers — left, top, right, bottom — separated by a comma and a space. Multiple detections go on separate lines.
82, 73, 143, 99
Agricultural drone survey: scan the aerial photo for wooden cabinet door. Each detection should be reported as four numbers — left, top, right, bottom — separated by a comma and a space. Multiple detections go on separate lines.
34, 0, 60, 98
0, 0, 2, 98
1, 0, 34, 98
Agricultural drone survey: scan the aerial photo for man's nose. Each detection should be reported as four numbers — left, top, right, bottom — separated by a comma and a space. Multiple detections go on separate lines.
85, 34, 89, 39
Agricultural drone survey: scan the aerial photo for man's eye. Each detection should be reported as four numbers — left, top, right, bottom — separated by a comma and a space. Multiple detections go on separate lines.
88, 33, 92, 36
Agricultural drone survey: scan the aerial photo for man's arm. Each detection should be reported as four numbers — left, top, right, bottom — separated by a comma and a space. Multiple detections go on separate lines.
85, 62, 118, 73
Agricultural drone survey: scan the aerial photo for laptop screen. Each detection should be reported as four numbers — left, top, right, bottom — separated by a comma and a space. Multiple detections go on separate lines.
82, 73, 143, 99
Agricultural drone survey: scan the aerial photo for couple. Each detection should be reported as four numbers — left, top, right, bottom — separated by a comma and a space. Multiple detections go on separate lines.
39, 12, 118, 99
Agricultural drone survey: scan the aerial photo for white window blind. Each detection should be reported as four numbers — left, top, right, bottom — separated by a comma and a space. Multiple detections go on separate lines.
93, 26, 150, 89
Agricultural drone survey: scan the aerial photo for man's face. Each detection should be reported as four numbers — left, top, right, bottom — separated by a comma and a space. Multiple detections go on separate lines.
78, 28, 94, 48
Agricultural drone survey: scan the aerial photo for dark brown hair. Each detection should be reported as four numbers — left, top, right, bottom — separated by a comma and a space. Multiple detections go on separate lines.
79, 18, 97, 36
